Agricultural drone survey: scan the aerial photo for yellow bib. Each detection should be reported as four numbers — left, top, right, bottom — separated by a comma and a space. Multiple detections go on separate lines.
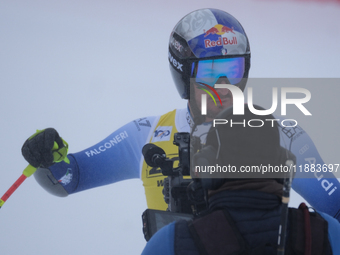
141, 109, 180, 210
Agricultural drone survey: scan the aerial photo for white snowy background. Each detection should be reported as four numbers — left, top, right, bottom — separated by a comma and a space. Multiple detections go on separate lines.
0, 0, 339, 254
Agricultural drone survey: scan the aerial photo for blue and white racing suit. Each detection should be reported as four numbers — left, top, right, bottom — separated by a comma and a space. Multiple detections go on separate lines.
38, 108, 340, 222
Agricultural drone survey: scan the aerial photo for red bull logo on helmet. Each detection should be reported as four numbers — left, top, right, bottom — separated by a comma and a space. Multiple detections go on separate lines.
203, 24, 238, 49
204, 37, 238, 48
204, 24, 235, 37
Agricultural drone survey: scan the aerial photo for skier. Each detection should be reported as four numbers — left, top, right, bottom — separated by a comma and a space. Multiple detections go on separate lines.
21, 8, 340, 222
141, 107, 340, 255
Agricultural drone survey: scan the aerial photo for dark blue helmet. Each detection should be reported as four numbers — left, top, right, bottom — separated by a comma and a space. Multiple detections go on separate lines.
169, 8, 251, 99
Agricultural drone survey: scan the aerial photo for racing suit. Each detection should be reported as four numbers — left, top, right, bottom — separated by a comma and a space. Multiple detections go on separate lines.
34, 108, 340, 221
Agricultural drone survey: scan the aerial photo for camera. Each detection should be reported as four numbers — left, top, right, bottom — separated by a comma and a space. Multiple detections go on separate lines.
141, 132, 206, 241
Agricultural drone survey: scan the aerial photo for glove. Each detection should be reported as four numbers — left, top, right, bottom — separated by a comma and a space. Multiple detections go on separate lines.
22, 128, 69, 168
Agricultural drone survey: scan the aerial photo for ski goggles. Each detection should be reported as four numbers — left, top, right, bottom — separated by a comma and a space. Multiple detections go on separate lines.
190, 57, 245, 87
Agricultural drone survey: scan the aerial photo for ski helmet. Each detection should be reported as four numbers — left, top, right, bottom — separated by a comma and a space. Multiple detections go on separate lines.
169, 8, 251, 99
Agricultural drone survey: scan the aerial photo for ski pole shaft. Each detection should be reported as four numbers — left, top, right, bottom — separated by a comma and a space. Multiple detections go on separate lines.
0, 165, 36, 208
0, 174, 27, 208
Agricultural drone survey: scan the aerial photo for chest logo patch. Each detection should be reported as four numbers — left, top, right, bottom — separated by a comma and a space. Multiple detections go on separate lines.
151, 126, 172, 142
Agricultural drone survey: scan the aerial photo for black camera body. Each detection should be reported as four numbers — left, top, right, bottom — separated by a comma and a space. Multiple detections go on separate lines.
142, 132, 205, 241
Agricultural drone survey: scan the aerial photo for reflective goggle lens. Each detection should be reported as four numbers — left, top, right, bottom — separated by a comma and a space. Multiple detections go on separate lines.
191, 57, 245, 87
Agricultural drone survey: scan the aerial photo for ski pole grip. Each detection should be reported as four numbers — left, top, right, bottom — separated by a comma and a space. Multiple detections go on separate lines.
22, 164, 37, 178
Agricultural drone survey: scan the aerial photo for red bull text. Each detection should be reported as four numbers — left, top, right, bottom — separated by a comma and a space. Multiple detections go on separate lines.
204, 37, 237, 48
203, 24, 237, 48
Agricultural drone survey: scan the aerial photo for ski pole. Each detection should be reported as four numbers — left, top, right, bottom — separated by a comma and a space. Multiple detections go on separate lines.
0, 164, 36, 208
0, 138, 69, 209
